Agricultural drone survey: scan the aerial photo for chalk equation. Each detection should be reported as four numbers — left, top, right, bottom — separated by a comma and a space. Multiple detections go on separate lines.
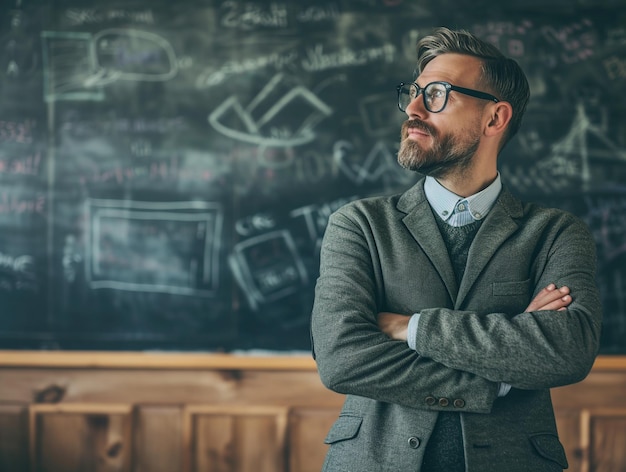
85, 199, 223, 296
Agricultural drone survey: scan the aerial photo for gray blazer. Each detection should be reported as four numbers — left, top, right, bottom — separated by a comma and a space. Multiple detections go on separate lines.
311, 178, 602, 472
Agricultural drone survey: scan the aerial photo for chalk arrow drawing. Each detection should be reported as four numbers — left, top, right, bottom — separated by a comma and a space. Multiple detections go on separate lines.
208, 73, 332, 147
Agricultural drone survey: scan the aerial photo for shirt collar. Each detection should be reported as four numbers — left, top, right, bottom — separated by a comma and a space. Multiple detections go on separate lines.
424, 173, 502, 223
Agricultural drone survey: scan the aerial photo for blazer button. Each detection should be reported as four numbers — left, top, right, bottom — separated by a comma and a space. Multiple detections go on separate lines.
438, 397, 449, 407
408, 437, 421, 449
425, 396, 436, 406
454, 399, 466, 408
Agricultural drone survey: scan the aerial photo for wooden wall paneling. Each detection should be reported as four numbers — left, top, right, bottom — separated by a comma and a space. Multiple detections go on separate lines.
0, 369, 341, 407
0, 404, 29, 471
133, 406, 183, 472
555, 409, 585, 472
183, 405, 288, 472
29, 403, 133, 472
287, 407, 337, 472
588, 409, 626, 472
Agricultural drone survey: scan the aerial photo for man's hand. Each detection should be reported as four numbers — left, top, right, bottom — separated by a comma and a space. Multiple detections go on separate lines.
526, 283, 572, 312
377, 312, 410, 341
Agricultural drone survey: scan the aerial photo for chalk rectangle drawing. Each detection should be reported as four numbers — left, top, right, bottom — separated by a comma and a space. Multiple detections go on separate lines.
41, 31, 105, 102
85, 199, 223, 296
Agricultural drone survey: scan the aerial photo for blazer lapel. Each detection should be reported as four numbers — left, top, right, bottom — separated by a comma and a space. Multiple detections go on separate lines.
398, 180, 459, 301
456, 188, 523, 308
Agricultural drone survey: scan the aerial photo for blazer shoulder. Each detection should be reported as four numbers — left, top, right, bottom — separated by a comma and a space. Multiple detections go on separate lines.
332, 178, 426, 221
332, 193, 404, 222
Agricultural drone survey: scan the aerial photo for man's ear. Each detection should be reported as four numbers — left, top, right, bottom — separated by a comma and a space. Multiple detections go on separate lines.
484, 102, 513, 137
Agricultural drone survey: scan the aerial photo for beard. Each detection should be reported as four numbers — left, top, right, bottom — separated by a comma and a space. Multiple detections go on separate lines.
397, 119, 480, 178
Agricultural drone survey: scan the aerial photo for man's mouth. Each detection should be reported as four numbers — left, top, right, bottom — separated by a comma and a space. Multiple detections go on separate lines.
403, 120, 434, 140
407, 127, 430, 139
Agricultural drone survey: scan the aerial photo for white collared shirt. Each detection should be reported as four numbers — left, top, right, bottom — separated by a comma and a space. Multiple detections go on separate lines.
423, 173, 502, 227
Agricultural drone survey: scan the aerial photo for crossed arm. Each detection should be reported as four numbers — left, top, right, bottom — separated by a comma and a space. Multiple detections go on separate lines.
378, 283, 573, 342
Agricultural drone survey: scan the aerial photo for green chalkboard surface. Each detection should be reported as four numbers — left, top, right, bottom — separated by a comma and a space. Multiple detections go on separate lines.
0, 0, 625, 353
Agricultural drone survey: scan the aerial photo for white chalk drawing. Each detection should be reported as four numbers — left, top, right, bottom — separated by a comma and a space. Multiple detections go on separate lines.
208, 73, 332, 150
359, 93, 401, 136
506, 101, 626, 194
41, 29, 178, 102
333, 139, 414, 185
540, 102, 626, 191
41, 31, 104, 101
229, 230, 307, 310
86, 199, 222, 296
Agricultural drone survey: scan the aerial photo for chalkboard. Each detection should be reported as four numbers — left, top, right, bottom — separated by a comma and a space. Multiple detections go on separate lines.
1, 0, 625, 353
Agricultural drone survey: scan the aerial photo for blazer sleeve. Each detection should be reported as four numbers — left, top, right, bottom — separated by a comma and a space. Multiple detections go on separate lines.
414, 212, 602, 390
311, 209, 501, 413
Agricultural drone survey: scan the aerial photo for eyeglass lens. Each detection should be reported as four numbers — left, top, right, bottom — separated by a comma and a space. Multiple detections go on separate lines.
398, 83, 448, 113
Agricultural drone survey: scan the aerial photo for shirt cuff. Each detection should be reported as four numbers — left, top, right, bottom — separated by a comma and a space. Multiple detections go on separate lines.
407, 313, 421, 350
498, 382, 512, 397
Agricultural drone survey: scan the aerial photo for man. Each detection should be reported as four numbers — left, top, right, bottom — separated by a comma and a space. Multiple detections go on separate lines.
310, 27, 602, 472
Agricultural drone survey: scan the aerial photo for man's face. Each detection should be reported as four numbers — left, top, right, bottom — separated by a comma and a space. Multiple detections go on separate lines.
397, 54, 486, 178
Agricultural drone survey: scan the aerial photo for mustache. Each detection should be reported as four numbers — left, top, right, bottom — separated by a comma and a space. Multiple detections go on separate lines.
402, 119, 436, 137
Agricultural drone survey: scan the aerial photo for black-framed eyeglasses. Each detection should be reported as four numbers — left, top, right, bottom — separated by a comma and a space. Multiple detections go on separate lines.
396, 81, 500, 113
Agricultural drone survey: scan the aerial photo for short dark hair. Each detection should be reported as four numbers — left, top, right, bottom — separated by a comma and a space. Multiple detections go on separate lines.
416, 27, 530, 149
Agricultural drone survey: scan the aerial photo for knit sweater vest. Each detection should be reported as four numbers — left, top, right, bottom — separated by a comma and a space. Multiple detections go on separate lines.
421, 216, 483, 472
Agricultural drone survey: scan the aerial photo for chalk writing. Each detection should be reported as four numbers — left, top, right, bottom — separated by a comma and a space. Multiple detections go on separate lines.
297, 4, 339, 23
0, 251, 37, 292
0, 252, 33, 273
221, 1, 288, 30
196, 51, 298, 88
290, 196, 359, 246
541, 19, 596, 64
0, 192, 45, 214
0, 119, 36, 143
60, 115, 187, 136
235, 213, 277, 237
0, 153, 41, 176
471, 20, 533, 57
302, 43, 396, 72
64, 8, 155, 26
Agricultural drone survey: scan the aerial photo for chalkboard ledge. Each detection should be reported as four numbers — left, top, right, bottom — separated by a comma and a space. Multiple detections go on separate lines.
0, 350, 316, 370
0, 352, 624, 372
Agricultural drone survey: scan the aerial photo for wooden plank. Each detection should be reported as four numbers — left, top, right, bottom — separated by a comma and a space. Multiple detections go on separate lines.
0, 352, 622, 371
288, 407, 337, 472
183, 405, 288, 472
134, 406, 183, 472
0, 369, 344, 407
588, 409, 626, 472
0, 404, 29, 472
552, 371, 626, 410
29, 404, 133, 472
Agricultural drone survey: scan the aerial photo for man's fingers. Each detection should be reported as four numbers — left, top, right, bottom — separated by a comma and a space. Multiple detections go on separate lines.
526, 284, 571, 312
